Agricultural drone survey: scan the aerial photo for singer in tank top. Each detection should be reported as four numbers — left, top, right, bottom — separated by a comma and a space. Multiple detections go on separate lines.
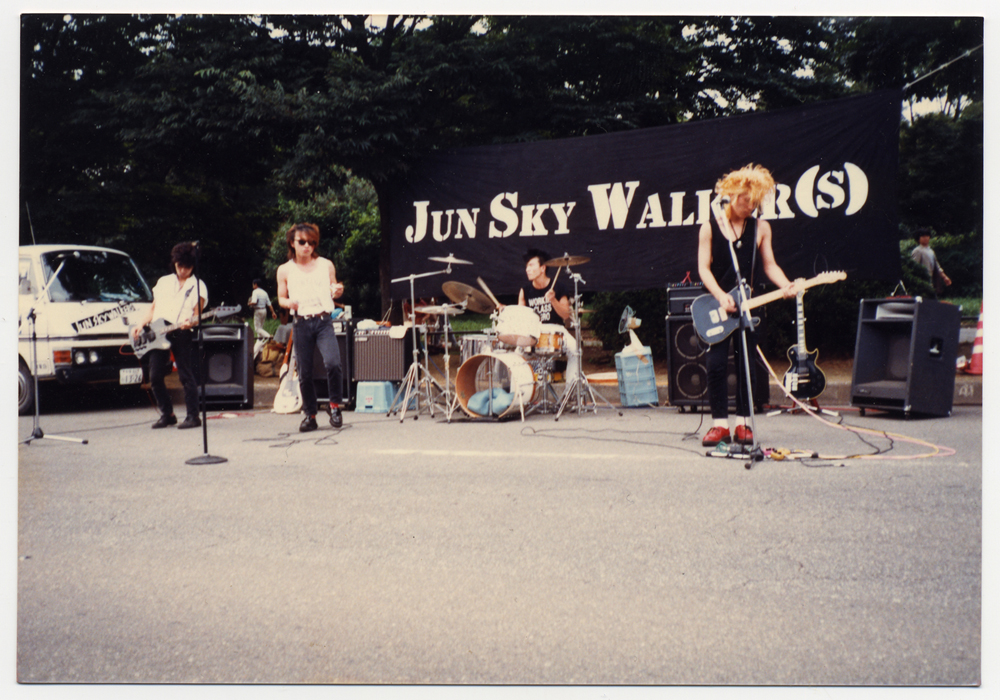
696, 164, 797, 448
276, 222, 346, 432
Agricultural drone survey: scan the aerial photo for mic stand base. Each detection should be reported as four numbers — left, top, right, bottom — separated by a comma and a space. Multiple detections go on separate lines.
186, 453, 228, 465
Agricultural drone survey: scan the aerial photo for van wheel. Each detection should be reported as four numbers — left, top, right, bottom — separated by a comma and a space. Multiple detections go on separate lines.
18, 359, 35, 416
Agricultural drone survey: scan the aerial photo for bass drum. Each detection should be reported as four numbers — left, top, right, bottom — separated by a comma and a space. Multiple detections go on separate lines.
455, 351, 537, 419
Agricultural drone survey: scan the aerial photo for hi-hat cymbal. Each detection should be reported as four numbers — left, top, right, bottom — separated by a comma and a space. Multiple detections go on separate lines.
544, 254, 590, 267
441, 281, 495, 314
428, 254, 473, 265
415, 304, 464, 316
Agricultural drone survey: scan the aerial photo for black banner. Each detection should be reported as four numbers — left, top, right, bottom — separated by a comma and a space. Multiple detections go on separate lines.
388, 90, 902, 299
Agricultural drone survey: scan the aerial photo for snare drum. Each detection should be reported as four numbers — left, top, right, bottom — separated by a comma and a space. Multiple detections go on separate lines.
534, 331, 565, 355
495, 306, 541, 347
455, 351, 537, 419
460, 332, 496, 364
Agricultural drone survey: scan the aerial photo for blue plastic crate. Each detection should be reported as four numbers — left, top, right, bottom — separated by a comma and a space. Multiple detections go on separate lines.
615, 348, 659, 407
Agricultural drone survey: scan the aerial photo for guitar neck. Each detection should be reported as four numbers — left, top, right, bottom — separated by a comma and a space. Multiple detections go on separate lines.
795, 291, 806, 352
742, 276, 827, 313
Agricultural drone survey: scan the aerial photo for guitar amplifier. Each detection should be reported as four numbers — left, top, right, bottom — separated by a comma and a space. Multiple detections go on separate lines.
665, 314, 768, 411
666, 284, 704, 316
353, 328, 413, 382
198, 323, 254, 408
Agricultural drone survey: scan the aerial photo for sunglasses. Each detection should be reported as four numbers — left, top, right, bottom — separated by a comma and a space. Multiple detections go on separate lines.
294, 239, 316, 247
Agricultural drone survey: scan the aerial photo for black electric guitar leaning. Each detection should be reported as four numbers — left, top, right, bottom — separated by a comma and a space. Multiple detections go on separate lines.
130, 305, 242, 358
691, 270, 846, 345
782, 290, 826, 400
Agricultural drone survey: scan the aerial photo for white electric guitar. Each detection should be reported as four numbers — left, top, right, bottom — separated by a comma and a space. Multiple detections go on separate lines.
130, 305, 242, 358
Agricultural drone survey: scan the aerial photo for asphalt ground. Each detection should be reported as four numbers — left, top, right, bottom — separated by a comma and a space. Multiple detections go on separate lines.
13, 379, 985, 692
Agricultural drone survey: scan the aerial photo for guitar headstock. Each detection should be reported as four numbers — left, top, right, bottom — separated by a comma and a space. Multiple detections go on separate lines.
815, 270, 847, 284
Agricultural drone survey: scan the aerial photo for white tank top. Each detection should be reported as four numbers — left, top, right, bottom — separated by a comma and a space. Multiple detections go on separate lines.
286, 261, 335, 316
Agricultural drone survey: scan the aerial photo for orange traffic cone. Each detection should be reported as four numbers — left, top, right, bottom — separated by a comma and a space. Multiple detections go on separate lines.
966, 304, 983, 375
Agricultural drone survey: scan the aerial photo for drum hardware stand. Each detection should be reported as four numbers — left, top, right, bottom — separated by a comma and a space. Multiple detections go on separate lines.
388, 266, 452, 421
554, 266, 617, 420
437, 300, 466, 422
20, 255, 88, 446
524, 354, 560, 416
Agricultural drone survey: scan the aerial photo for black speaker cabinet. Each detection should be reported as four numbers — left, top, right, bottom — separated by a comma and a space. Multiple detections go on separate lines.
198, 323, 253, 407
851, 298, 960, 417
353, 328, 413, 382
311, 322, 353, 407
665, 314, 768, 411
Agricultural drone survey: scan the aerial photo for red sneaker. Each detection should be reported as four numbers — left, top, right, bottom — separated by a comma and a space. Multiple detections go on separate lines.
702, 426, 731, 447
734, 424, 754, 444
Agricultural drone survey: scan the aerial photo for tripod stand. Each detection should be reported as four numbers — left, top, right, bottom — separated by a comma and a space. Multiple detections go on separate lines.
554, 266, 617, 420
20, 255, 88, 446
388, 267, 452, 421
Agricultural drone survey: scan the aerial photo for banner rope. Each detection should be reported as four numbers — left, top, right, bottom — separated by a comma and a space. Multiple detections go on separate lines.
903, 43, 983, 92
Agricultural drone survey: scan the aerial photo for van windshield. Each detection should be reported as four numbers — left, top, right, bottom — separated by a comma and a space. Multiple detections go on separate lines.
41, 250, 153, 304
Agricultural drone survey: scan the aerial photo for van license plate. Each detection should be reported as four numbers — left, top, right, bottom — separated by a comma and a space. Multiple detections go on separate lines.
120, 368, 143, 385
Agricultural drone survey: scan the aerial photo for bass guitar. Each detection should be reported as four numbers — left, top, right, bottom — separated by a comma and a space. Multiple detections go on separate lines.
691, 270, 846, 344
130, 305, 242, 358
782, 290, 826, 399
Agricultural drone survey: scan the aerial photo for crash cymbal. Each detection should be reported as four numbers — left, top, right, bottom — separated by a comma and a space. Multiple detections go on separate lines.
428, 254, 473, 265
544, 254, 590, 267
415, 304, 464, 316
441, 281, 495, 314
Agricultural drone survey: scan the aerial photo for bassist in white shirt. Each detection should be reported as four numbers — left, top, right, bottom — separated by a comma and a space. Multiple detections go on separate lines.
130, 242, 208, 429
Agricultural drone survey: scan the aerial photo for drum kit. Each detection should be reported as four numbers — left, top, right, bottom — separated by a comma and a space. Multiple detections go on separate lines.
389, 252, 613, 422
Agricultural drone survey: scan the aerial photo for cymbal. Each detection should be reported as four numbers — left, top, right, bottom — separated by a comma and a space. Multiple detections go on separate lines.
414, 304, 464, 316
428, 254, 473, 265
544, 254, 590, 267
441, 281, 496, 314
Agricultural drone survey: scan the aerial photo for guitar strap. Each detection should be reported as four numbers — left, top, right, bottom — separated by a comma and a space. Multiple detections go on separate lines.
174, 283, 195, 326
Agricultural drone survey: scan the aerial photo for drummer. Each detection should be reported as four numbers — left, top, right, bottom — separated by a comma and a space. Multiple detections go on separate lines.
513, 248, 579, 380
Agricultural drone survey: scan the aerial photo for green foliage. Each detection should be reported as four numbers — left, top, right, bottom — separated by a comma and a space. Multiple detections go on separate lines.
587, 289, 668, 358
20, 14, 983, 325
263, 177, 383, 321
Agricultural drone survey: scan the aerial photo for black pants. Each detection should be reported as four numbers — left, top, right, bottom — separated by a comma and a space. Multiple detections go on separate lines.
705, 327, 758, 420
293, 314, 343, 415
147, 329, 199, 419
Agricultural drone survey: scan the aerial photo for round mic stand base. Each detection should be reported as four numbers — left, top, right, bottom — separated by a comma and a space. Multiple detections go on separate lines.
186, 453, 228, 465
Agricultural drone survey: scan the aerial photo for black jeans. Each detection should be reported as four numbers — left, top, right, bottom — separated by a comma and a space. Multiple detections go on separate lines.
293, 314, 343, 415
147, 329, 199, 419
705, 327, 758, 420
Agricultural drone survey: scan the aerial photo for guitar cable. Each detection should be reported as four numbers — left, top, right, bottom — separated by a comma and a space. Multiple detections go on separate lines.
755, 347, 957, 462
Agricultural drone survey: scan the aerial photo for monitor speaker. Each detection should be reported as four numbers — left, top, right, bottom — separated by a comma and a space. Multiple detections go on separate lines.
851, 298, 960, 416
665, 315, 767, 411
198, 323, 253, 407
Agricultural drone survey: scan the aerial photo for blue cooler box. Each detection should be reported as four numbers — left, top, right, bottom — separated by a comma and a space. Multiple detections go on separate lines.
355, 381, 418, 413
615, 347, 659, 407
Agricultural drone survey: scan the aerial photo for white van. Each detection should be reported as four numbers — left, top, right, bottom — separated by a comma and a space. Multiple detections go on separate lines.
18, 245, 154, 415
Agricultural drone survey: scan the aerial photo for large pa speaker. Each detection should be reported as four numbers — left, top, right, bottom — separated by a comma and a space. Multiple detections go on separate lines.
665, 315, 768, 412
353, 328, 413, 381
198, 323, 253, 407
311, 323, 353, 407
851, 298, 960, 417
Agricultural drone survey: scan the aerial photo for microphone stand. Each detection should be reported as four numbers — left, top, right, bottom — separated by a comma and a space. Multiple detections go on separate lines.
715, 199, 764, 468
20, 256, 88, 445
186, 242, 227, 465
